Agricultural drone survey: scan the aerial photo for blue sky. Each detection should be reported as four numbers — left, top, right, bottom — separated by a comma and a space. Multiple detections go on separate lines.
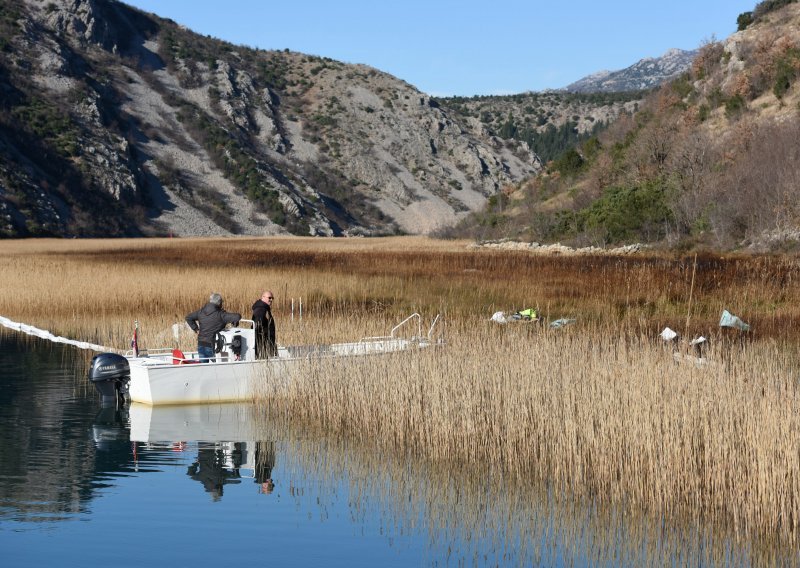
122, 0, 757, 96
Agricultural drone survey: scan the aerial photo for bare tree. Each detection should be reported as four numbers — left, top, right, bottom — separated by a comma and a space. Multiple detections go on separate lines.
703, 116, 800, 247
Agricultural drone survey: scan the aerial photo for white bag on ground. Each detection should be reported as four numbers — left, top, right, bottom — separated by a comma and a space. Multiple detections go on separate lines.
490, 311, 508, 324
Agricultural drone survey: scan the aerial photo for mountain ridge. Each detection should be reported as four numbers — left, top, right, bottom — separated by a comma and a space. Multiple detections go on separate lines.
563, 48, 699, 93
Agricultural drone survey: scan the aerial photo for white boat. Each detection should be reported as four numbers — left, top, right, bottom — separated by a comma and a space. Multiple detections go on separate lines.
90, 314, 440, 406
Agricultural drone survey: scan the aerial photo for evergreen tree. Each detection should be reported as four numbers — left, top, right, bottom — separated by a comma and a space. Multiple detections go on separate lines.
499, 112, 517, 139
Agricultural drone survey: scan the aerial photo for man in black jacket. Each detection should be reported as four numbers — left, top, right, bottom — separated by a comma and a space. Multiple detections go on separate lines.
252, 290, 277, 358
185, 293, 241, 362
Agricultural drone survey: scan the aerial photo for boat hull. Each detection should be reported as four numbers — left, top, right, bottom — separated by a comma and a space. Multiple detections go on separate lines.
129, 358, 290, 405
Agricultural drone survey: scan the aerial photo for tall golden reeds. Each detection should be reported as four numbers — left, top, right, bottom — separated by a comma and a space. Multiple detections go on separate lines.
255, 315, 800, 545
2, 239, 799, 346
2, 237, 800, 546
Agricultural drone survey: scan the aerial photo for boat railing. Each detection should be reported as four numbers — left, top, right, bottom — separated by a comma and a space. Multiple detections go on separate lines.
358, 313, 420, 344
123, 320, 255, 358
356, 313, 445, 344
427, 314, 441, 340
124, 347, 176, 358
125, 316, 439, 359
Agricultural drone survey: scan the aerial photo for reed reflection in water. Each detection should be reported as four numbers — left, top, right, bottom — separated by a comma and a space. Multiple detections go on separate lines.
245, 405, 791, 568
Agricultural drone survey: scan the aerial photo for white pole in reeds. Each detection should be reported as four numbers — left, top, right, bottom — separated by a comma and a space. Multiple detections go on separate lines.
300, 297, 303, 320
291, 298, 295, 322
685, 253, 698, 339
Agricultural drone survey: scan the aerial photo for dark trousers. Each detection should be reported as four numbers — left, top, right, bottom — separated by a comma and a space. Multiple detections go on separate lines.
198, 345, 215, 363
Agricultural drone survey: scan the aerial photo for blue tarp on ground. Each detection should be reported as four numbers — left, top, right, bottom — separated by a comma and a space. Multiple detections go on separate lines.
720, 310, 750, 331
549, 318, 576, 329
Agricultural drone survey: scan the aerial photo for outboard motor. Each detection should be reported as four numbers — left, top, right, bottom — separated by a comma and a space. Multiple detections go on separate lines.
231, 334, 243, 360
89, 353, 130, 407
219, 326, 255, 361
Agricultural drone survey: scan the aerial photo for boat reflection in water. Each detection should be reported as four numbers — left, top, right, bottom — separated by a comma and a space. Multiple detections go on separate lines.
127, 402, 276, 499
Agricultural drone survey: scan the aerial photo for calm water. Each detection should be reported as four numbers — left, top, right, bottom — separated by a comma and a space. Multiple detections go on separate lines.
0, 329, 785, 567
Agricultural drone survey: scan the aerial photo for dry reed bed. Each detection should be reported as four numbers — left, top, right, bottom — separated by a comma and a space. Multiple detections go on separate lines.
1, 238, 477, 347
3, 238, 800, 546
256, 321, 800, 544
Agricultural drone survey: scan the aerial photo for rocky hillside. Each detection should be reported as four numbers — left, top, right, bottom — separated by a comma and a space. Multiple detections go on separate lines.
0, 0, 544, 237
455, 0, 800, 251
0, 0, 668, 239
440, 90, 644, 165
563, 48, 698, 93
437, 49, 704, 166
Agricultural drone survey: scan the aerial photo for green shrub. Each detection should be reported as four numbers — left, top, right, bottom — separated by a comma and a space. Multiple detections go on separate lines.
478, 212, 506, 229
725, 94, 745, 117
313, 113, 337, 127
582, 137, 602, 162
754, 0, 798, 20
486, 193, 508, 210
11, 98, 80, 157
772, 49, 800, 99
737, 11, 754, 30
671, 75, 694, 99
570, 181, 673, 243
708, 87, 725, 108
517, 120, 594, 163
499, 113, 517, 139
551, 148, 584, 175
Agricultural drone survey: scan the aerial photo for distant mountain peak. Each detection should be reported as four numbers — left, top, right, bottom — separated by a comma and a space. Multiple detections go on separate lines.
563, 48, 698, 93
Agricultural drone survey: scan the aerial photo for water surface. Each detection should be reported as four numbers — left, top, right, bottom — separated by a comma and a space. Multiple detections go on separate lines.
0, 329, 783, 567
